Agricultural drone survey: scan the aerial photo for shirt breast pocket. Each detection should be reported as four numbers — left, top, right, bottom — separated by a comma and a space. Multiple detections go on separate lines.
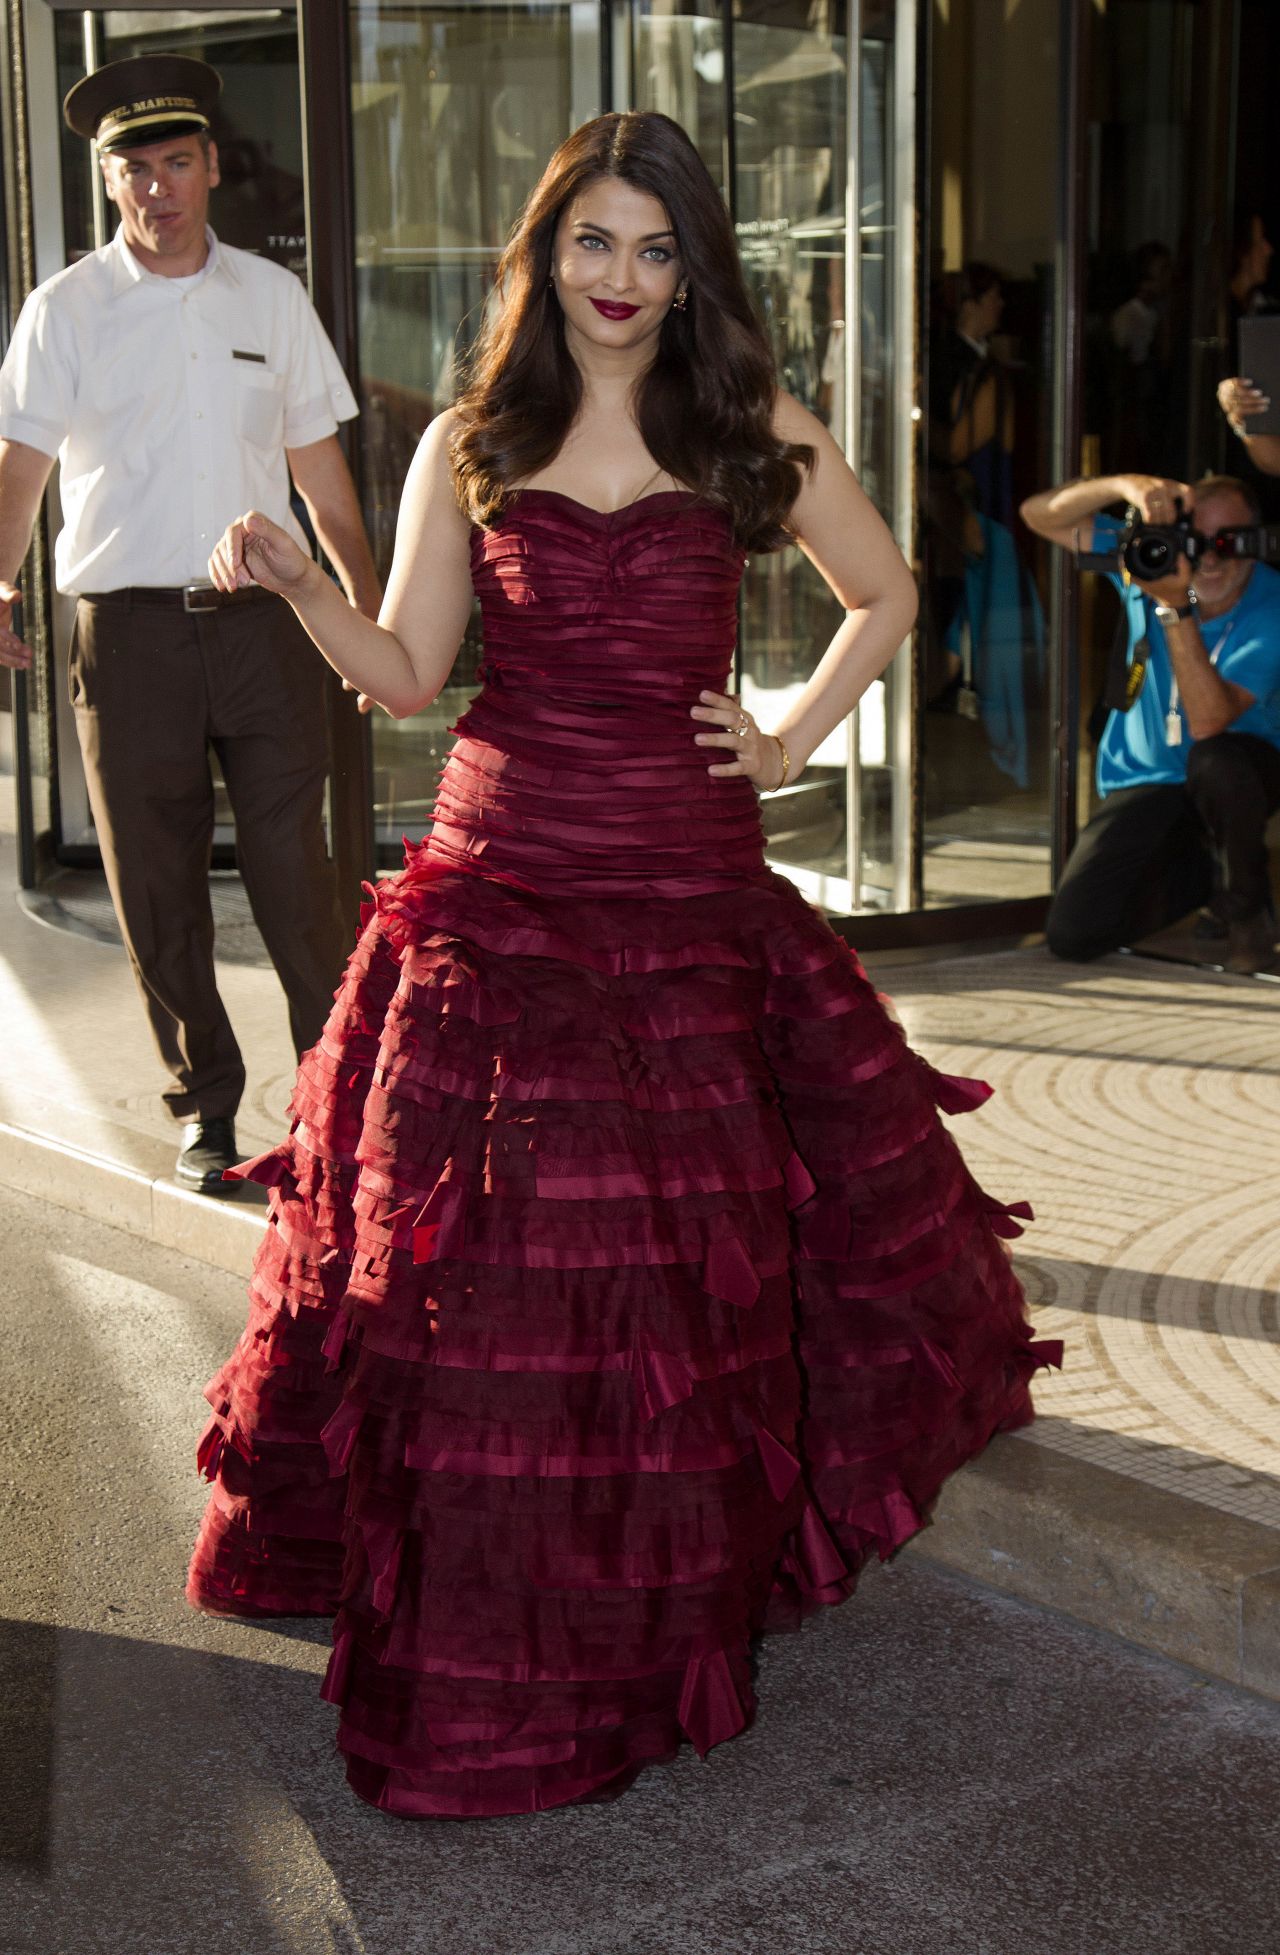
234, 365, 286, 450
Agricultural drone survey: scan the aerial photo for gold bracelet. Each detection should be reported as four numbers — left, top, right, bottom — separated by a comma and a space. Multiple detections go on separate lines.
770, 734, 790, 792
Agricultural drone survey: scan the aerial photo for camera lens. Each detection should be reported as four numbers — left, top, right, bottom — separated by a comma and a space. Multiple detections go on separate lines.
1132, 535, 1173, 577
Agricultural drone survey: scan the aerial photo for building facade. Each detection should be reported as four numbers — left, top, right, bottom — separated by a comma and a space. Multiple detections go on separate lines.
2, 0, 1270, 945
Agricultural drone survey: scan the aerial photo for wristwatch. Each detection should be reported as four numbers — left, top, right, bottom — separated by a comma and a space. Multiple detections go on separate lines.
1153, 594, 1198, 626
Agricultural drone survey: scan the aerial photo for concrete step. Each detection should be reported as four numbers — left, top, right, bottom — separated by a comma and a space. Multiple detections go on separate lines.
0, 1113, 265, 1278
909, 1432, 1280, 1702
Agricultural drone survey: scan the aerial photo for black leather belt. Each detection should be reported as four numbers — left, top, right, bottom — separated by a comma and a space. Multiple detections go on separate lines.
79, 583, 274, 612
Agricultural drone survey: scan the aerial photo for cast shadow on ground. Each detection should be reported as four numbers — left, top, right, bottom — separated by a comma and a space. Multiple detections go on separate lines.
6, 1539, 1280, 1955
1015, 1250, 1280, 1343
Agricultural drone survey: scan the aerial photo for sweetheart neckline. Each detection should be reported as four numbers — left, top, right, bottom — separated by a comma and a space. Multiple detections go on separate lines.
512, 486, 695, 522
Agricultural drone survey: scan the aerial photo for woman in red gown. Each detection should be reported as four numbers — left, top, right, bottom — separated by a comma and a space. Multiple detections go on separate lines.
190, 110, 1059, 1818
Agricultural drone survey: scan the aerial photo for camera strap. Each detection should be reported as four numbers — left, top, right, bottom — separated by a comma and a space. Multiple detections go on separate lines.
1104, 588, 1147, 712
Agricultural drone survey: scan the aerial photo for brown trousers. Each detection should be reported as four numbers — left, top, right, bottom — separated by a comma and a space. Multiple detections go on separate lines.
70, 590, 349, 1122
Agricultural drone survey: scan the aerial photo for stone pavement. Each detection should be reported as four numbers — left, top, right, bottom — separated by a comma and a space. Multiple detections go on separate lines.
0, 831, 1277, 1700
2, 1187, 1279, 1955
887, 948, 1280, 1692
894, 952, 1280, 1533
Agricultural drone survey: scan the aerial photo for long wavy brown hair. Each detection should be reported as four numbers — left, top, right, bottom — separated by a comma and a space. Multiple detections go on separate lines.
450, 111, 812, 550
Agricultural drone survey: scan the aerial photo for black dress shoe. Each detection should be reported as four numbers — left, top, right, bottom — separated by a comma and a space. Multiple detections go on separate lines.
175, 1117, 240, 1193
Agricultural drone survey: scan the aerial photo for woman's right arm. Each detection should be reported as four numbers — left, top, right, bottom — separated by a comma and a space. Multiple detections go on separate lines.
209, 410, 474, 719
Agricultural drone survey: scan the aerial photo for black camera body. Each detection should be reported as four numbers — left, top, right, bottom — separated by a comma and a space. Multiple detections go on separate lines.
1118, 504, 1202, 580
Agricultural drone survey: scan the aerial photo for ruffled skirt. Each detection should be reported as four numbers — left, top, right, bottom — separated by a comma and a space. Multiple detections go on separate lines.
187, 854, 1059, 1817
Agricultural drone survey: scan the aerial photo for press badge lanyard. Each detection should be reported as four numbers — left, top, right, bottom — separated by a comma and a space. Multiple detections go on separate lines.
1163, 617, 1235, 748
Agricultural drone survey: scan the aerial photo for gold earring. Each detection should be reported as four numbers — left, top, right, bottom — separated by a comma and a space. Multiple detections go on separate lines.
673, 287, 688, 311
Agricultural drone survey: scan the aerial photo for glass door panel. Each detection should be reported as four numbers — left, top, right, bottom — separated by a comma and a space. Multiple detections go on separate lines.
920, 0, 1057, 909
629, 0, 728, 195
732, 0, 853, 911
349, 0, 589, 855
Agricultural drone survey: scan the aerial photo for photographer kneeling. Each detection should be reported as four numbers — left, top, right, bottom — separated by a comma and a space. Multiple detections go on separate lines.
1021, 473, 1280, 973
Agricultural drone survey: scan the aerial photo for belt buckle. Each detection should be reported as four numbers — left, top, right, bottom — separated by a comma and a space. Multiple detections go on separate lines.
182, 583, 220, 614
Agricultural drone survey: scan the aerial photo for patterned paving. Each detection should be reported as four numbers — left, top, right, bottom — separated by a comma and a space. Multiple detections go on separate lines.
884, 949, 1280, 1532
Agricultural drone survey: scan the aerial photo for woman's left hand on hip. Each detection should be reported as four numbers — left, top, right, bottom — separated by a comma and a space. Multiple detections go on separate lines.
692, 689, 787, 790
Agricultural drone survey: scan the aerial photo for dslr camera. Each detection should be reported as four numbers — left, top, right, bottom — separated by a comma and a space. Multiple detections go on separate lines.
1116, 500, 1201, 579
1079, 497, 1280, 579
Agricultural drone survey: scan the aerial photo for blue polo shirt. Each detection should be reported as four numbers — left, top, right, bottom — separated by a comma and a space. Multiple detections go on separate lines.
1093, 513, 1280, 794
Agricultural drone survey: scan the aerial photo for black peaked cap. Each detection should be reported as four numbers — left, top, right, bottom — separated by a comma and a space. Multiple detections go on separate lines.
64, 54, 221, 153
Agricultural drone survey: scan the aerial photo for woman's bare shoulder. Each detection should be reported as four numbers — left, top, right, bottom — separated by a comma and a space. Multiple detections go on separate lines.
408, 406, 469, 485
400, 407, 471, 537
415, 405, 464, 470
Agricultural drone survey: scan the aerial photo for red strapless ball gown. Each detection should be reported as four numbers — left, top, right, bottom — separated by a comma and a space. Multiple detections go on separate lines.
187, 490, 1060, 1817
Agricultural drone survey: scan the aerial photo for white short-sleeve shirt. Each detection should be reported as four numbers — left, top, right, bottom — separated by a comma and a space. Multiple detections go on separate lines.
0, 227, 358, 594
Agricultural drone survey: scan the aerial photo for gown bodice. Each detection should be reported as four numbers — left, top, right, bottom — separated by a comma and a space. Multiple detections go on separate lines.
423, 490, 767, 898
469, 488, 743, 709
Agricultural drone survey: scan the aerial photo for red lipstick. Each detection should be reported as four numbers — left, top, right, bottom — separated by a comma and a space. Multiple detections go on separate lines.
590, 299, 641, 320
